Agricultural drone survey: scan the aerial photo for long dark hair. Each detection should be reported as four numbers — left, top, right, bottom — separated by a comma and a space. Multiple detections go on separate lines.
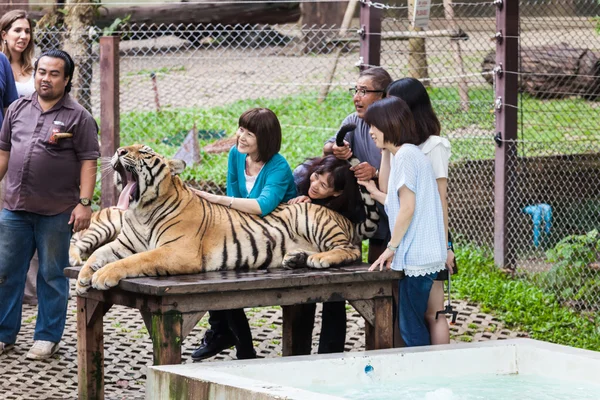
385, 78, 441, 145
296, 155, 365, 223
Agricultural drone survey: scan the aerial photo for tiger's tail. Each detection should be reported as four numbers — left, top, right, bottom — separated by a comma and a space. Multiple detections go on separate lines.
335, 123, 380, 240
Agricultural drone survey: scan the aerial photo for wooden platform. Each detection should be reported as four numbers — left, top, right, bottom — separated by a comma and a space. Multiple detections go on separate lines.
64, 264, 403, 400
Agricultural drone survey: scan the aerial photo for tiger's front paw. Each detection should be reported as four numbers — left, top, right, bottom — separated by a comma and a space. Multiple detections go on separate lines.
91, 265, 123, 291
306, 254, 332, 269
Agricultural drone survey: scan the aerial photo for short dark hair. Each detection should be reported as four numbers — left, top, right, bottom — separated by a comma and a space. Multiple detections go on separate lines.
296, 155, 365, 223
386, 78, 441, 144
34, 49, 75, 93
359, 67, 393, 91
364, 97, 419, 147
238, 108, 281, 163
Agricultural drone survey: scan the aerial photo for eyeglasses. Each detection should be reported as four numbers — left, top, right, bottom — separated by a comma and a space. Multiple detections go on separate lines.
349, 87, 385, 97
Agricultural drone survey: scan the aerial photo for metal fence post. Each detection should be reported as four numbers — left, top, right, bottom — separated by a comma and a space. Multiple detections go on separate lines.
100, 36, 120, 208
359, 1, 382, 69
494, 0, 519, 269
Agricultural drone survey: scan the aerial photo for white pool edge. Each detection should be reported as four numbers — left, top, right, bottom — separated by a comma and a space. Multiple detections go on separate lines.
147, 339, 600, 400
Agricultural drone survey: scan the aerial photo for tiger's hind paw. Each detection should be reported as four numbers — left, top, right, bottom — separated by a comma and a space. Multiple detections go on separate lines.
282, 251, 308, 269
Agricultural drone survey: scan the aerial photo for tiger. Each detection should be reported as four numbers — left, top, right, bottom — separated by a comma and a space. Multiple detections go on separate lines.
69, 207, 125, 266
76, 142, 379, 295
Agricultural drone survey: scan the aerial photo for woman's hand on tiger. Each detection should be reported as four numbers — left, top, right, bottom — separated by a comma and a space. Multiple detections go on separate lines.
194, 189, 223, 205
288, 195, 311, 205
357, 179, 377, 195
69, 204, 92, 232
369, 248, 394, 271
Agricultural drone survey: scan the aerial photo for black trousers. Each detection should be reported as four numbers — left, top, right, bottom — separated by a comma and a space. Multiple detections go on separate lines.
207, 308, 254, 356
292, 301, 347, 355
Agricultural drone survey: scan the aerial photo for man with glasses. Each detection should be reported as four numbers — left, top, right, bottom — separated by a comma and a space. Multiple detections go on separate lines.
324, 66, 392, 261
299, 66, 392, 356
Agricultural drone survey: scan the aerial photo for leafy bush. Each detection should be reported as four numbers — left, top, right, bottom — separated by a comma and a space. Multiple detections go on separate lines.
453, 243, 600, 351
536, 230, 600, 310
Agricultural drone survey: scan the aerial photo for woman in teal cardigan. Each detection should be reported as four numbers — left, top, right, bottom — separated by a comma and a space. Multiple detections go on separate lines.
192, 107, 296, 361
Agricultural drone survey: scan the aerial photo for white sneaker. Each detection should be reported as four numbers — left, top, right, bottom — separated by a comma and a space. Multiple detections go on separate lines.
26, 340, 60, 360
0, 342, 14, 355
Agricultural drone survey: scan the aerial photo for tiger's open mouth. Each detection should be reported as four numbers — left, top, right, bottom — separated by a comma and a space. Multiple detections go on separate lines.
114, 160, 139, 210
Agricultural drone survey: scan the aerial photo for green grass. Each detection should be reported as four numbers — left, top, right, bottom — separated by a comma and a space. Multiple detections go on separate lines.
113, 85, 599, 189
453, 243, 600, 351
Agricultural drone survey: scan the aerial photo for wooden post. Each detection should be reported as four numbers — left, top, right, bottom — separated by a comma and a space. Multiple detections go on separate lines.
77, 297, 111, 400
443, 0, 469, 111
99, 36, 120, 208
282, 304, 314, 356
494, 0, 519, 269
359, 1, 381, 69
365, 297, 394, 350
146, 311, 183, 365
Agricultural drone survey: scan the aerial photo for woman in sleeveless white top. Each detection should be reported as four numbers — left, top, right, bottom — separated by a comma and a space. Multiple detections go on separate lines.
15, 74, 34, 97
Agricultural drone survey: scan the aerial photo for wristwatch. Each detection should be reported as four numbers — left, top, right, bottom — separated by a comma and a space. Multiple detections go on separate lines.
79, 198, 92, 206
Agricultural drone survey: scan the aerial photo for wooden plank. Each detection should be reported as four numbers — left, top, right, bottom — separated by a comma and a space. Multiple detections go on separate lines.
65, 265, 402, 296
141, 310, 204, 339
77, 297, 110, 400
282, 304, 315, 356
348, 299, 375, 326
365, 297, 394, 350
145, 311, 183, 365
182, 312, 206, 339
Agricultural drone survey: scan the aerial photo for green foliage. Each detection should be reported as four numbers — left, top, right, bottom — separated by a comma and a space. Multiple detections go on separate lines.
103, 15, 131, 37
453, 243, 600, 351
537, 230, 600, 308
546, 230, 600, 270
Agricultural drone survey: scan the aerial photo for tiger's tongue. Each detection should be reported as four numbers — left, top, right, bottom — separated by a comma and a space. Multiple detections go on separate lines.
116, 181, 137, 210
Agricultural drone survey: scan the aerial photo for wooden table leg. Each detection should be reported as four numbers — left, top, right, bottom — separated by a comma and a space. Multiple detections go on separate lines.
364, 297, 394, 350
282, 304, 315, 356
77, 296, 111, 400
142, 310, 183, 365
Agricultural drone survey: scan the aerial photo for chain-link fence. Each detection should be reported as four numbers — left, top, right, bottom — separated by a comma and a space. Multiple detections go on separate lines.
32, 0, 600, 312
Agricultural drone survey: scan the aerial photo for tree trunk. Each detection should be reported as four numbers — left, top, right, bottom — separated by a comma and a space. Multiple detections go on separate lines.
62, 0, 94, 113
407, 0, 430, 84
301, 1, 348, 54
29, 2, 301, 28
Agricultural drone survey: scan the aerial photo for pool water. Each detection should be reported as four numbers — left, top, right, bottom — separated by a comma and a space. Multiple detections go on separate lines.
302, 373, 600, 400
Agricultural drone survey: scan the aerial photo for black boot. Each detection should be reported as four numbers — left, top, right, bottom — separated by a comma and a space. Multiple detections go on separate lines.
191, 329, 235, 361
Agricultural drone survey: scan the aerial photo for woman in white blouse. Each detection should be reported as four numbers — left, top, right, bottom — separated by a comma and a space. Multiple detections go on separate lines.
386, 78, 454, 345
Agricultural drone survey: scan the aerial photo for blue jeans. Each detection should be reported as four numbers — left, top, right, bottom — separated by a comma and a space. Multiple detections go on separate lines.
0, 209, 72, 344
398, 272, 438, 347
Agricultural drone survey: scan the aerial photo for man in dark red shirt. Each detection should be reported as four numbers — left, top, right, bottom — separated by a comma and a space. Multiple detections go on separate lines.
0, 49, 99, 359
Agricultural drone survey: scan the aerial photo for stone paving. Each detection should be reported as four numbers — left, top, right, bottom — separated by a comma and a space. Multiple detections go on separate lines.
0, 284, 527, 400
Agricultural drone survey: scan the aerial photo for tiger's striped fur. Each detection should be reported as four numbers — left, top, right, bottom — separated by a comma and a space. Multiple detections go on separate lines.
69, 207, 125, 266
76, 144, 379, 294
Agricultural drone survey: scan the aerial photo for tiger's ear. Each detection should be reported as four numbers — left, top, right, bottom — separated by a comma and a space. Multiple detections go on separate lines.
168, 159, 186, 176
